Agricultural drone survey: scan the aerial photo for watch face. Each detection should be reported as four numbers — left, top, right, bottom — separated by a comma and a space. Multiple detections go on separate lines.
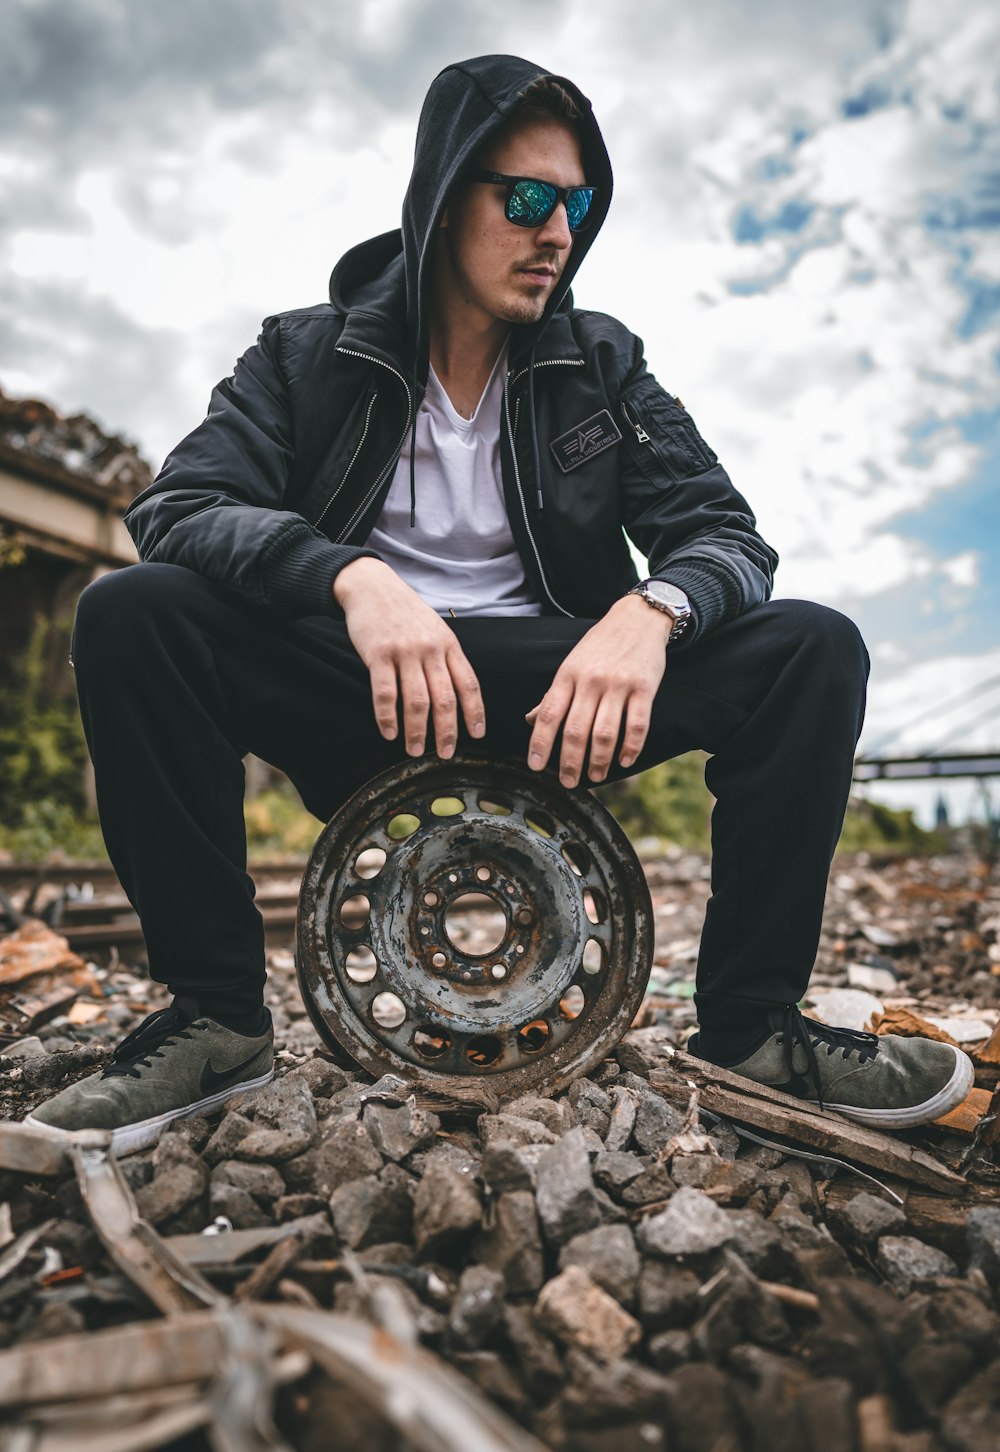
645, 580, 690, 612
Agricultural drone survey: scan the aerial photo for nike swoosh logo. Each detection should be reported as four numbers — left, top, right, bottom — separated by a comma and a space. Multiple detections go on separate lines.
770, 1069, 815, 1100
200, 1050, 265, 1095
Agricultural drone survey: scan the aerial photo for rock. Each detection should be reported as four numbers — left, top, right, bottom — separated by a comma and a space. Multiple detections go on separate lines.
561, 1348, 671, 1425
202, 1110, 253, 1166
447, 1264, 505, 1351
209, 1159, 284, 1203
284, 1118, 383, 1197
691, 1255, 791, 1356
637, 1186, 734, 1258
500, 1094, 574, 1136
877, 1236, 958, 1295
412, 1159, 482, 1254
671, 1155, 758, 1204
967, 1207, 1000, 1285
236, 1074, 317, 1160
480, 1141, 545, 1193
20, 1044, 107, 1090
660, 1363, 745, 1452
631, 1091, 684, 1155
536, 1265, 642, 1362
362, 1098, 440, 1162
567, 1079, 613, 1137
284, 1056, 352, 1098
275, 1193, 327, 1222
829, 1190, 908, 1246
647, 1328, 692, 1372
604, 1086, 639, 1151
940, 1361, 1000, 1452
559, 1224, 640, 1308
134, 1154, 207, 1228
473, 1191, 543, 1295
477, 1114, 558, 1149
503, 1303, 564, 1402
535, 1126, 603, 1246
329, 1163, 413, 1250
637, 1264, 701, 1331
620, 1164, 675, 1207
209, 1181, 269, 1229
593, 1151, 647, 1195
449, 1351, 526, 1419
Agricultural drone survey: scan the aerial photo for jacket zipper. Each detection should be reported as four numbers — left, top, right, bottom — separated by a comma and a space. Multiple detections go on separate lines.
330, 347, 413, 543
313, 389, 378, 531
503, 358, 585, 618
620, 397, 650, 443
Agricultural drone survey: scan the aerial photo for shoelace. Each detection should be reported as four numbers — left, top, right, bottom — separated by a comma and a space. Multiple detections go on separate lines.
777, 1004, 879, 1111
102, 1005, 208, 1080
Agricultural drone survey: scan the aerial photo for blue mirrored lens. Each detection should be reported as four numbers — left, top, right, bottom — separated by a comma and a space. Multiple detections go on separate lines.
509, 180, 557, 225
566, 188, 594, 231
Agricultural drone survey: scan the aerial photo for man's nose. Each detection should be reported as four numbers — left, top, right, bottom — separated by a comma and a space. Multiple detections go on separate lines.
536, 200, 573, 249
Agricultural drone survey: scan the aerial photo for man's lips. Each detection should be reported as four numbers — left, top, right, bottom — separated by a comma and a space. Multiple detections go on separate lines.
518, 266, 557, 284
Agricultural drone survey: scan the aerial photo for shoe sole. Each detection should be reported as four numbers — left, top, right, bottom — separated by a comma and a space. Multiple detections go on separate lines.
24, 1068, 275, 1158
823, 1046, 976, 1130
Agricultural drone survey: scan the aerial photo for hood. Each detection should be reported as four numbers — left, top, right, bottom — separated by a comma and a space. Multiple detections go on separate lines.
328, 54, 614, 378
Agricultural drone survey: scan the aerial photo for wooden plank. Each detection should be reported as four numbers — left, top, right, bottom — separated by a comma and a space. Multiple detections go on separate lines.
932, 1087, 993, 1136
647, 1050, 966, 1195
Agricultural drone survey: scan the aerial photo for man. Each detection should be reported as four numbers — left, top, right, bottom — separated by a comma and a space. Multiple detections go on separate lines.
27, 56, 972, 1154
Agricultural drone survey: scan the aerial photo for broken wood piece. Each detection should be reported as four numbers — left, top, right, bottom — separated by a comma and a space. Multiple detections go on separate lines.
0, 1121, 82, 1176
931, 1086, 994, 1136
0, 1218, 57, 1286
868, 1006, 961, 1047
259, 1304, 550, 1452
0, 982, 85, 1032
758, 1280, 821, 1313
71, 1142, 224, 1313
0, 919, 87, 985
233, 1233, 303, 1303
648, 1051, 966, 1195
165, 1222, 310, 1268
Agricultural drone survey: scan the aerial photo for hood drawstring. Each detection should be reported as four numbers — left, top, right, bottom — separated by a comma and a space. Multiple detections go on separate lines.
527, 342, 544, 512
409, 360, 418, 527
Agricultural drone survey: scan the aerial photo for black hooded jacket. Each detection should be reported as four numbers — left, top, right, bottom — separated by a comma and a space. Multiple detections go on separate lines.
124, 54, 778, 650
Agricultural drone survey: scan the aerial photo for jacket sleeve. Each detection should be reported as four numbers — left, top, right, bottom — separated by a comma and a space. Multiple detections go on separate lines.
123, 316, 380, 618
617, 344, 778, 650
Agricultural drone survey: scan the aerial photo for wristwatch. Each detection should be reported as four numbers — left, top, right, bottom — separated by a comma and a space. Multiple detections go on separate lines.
628, 579, 693, 640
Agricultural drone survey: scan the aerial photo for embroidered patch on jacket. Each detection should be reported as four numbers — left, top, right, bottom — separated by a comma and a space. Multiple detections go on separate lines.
549, 410, 622, 473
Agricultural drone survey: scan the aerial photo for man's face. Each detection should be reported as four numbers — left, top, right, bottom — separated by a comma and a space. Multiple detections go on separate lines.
436, 115, 587, 329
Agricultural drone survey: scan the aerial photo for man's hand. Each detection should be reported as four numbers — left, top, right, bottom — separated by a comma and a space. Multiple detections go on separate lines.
525, 595, 671, 787
334, 558, 486, 757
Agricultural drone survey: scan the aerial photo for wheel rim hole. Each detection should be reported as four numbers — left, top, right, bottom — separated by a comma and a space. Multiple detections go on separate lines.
371, 992, 406, 1028
516, 907, 532, 926
491, 964, 506, 979
424, 890, 439, 907
431, 951, 448, 969
345, 947, 378, 984
355, 847, 386, 880
562, 842, 592, 878
583, 889, 607, 925
582, 938, 604, 975
560, 985, 586, 1019
517, 1020, 550, 1054
525, 810, 555, 838
414, 1025, 450, 1059
478, 796, 512, 816
466, 1034, 503, 1068
476, 866, 491, 882
339, 894, 370, 928
387, 813, 419, 841
444, 894, 507, 955
431, 796, 465, 817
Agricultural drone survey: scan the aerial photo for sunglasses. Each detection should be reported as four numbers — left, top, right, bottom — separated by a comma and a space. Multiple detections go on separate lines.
468, 169, 596, 233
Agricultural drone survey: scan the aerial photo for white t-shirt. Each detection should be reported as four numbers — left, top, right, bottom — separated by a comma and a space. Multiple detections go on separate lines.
366, 342, 542, 617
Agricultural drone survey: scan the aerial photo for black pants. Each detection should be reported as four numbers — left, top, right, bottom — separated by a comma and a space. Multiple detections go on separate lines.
72, 564, 869, 1029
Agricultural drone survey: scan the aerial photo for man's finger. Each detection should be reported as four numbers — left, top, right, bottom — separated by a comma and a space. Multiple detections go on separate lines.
527, 680, 574, 771
586, 692, 628, 783
556, 690, 600, 788
425, 658, 459, 760
619, 692, 653, 770
369, 657, 399, 740
398, 657, 431, 756
447, 645, 487, 740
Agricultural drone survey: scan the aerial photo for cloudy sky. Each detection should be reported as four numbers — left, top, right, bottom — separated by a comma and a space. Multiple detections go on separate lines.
2, 0, 998, 826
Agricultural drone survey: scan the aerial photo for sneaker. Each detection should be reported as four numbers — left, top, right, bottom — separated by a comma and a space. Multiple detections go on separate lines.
24, 997, 274, 1155
689, 1005, 974, 1130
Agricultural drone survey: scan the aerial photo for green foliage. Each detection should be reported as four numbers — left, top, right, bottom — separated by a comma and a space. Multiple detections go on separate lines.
595, 753, 713, 851
837, 797, 946, 856
244, 788, 321, 858
0, 615, 91, 841
0, 798, 106, 861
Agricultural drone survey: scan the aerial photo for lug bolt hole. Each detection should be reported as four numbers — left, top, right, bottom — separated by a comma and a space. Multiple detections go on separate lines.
431, 951, 447, 968
424, 891, 439, 907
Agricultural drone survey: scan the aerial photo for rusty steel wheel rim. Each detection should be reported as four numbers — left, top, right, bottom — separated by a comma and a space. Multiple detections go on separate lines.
296, 753, 653, 1096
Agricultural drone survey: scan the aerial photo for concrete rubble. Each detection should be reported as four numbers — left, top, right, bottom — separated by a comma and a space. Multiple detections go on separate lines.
0, 848, 998, 1449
